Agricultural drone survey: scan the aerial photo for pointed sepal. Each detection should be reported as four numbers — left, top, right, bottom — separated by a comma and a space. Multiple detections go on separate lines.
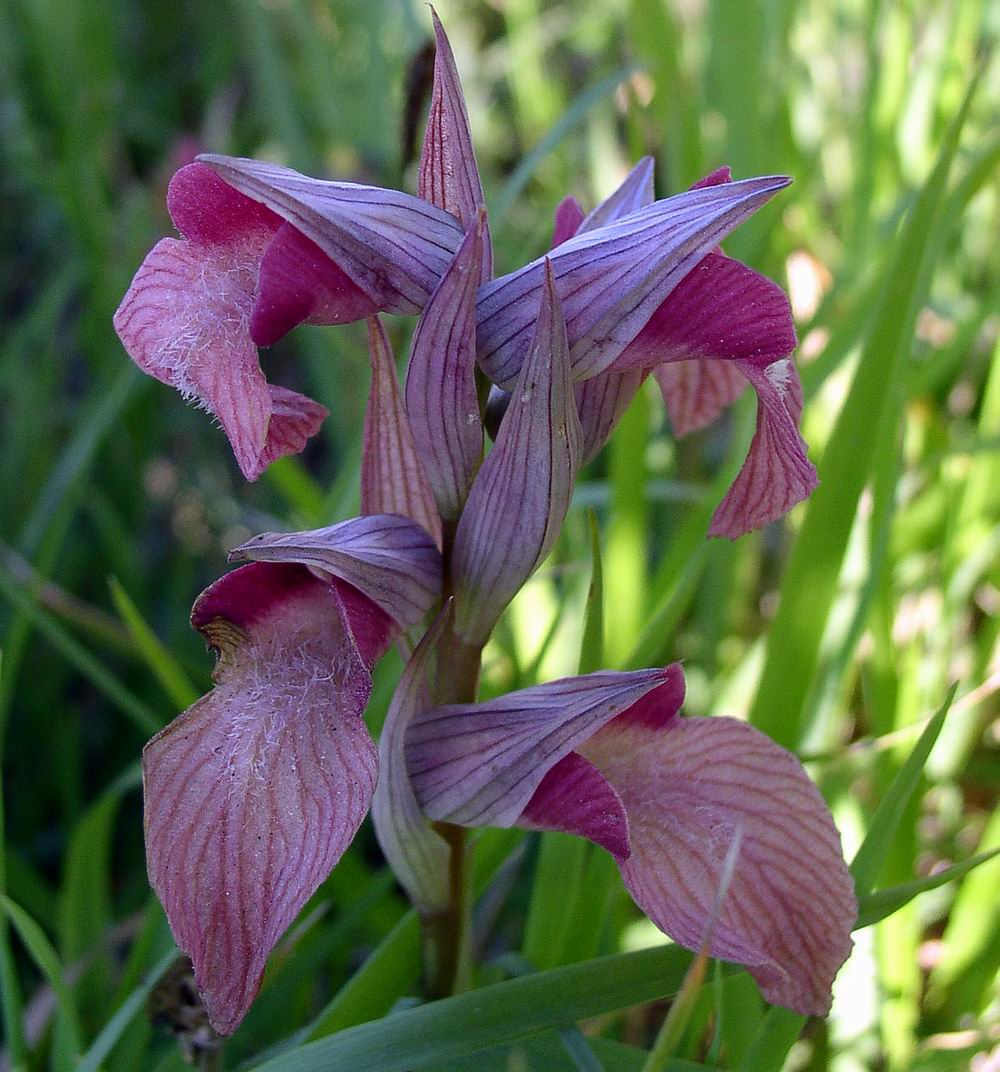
452, 261, 582, 643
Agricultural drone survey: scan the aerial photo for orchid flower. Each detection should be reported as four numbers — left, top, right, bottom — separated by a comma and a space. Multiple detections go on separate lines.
122, 9, 855, 1044
401, 659, 857, 1017
114, 157, 463, 479
142, 515, 442, 1032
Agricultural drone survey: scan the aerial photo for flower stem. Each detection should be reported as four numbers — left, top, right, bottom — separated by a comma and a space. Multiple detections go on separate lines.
423, 596, 482, 998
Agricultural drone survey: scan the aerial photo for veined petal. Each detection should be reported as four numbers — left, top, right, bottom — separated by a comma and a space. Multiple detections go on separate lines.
551, 168, 653, 464
371, 609, 452, 917
200, 154, 464, 314
519, 751, 630, 861
404, 215, 486, 519
551, 196, 585, 248
708, 359, 817, 538
578, 156, 655, 233
580, 712, 857, 1016
452, 261, 581, 644
477, 176, 791, 389
363, 318, 442, 548
405, 666, 676, 826
143, 562, 378, 1033
575, 369, 645, 465
113, 163, 328, 479
418, 10, 492, 282
612, 252, 798, 374
653, 359, 748, 437
228, 514, 442, 629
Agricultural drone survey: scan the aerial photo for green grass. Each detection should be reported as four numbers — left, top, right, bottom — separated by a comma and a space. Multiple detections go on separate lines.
1, 1, 998, 1070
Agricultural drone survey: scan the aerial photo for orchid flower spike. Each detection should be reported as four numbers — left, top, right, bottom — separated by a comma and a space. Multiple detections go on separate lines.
114, 158, 464, 479
143, 515, 441, 1033
404, 663, 857, 1016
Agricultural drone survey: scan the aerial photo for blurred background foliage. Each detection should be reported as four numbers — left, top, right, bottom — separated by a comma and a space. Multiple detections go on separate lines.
0, 0, 998, 1069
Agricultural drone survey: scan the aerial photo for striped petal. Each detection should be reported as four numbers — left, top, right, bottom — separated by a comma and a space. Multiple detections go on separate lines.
114, 163, 333, 479
200, 154, 464, 315
580, 711, 856, 1015
653, 359, 748, 437
228, 513, 442, 629
371, 610, 451, 917
404, 216, 486, 519
362, 318, 442, 548
578, 156, 655, 233
405, 666, 675, 827
418, 9, 492, 282
612, 252, 798, 374
452, 261, 581, 644
476, 176, 790, 389
551, 196, 585, 248
143, 562, 380, 1033
708, 360, 817, 538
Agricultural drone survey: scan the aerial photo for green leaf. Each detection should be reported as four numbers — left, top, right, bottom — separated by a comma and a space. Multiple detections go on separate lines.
749, 70, 982, 748
76, 946, 177, 1072
736, 1007, 805, 1072
1, 895, 83, 1072
579, 508, 604, 676
855, 847, 1000, 929
108, 577, 199, 709
253, 945, 706, 1072
850, 684, 957, 896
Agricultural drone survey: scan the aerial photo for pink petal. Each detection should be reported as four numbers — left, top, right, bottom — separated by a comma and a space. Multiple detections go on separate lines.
690, 166, 733, 191
708, 360, 817, 538
404, 216, 486, 519
653, 359, 748, 437
551, 196, 585, 248
363, 318, 443, 548
452, 261, 582, 644
371, 609, 451, 917
114, 164, 328, 480
613, 252, 798, 374
251, 222, 378, 346
520, 751, 630, 862
144, 563, 378, 1033
200, 154, 464, 315
405, 667, 674, 827
167, 161, 280, 243
418, 10, 492, 281
580, 714, 856, 1016
477, 176, 791, 389
229, 513, 442, 629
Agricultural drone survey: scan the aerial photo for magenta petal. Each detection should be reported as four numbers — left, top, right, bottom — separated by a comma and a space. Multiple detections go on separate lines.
251, 222, 378, 346
581, 715, 856, 1015
452, 261, 582, 644
578, 156, 655, 232
258, 385, 329, 469
200, 154, 464, 314
653, 359, 747, 437
371, 609, 451, 917
144, 563, 378, 1033
520, 751, 630, 862
229, 514, 442, 630
477, 176, 791, 389
363, 318, 443, 548
404, 216, 486, 519
405, 667, 673, 826
709, 360, 817, 538
551, 196, 585, 248
613, 252, 798, 374
690, 165, 733, 191
167, 161, 280, 243
418, 10, 492, 281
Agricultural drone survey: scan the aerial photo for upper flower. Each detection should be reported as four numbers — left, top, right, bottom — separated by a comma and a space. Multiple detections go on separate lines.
113, 158, 463, 479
